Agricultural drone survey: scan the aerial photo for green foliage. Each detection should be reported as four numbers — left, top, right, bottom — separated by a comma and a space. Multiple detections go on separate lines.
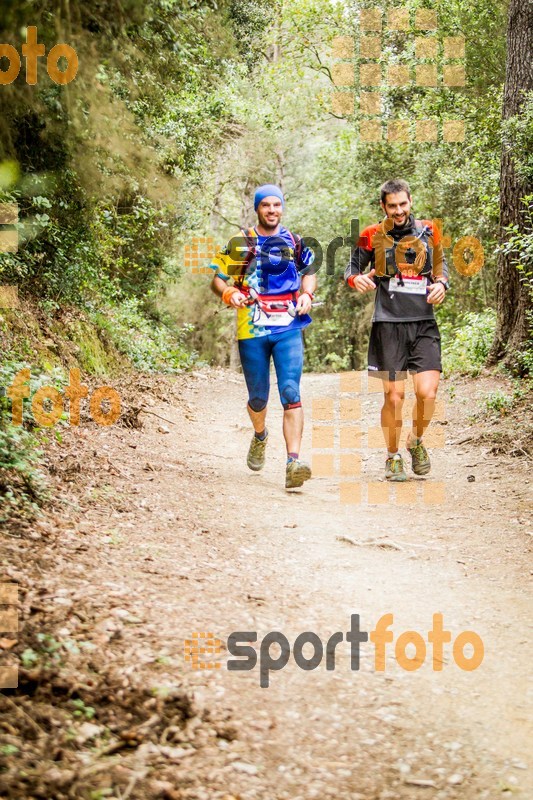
480, 380, 531, 420
70, 698, 96, 720
0, 423, 48, 523
91, 197, 176, 300
161, 276, 234, 367
502, 197, 533, 282
93, 299, 196, 373
0, 361, 67, 428
0, 745, 19, 757
441, 310, 497, 376
191, 0, 507, 370
302, 279, 373, 372
0, 361, 65, 522
483, 389, 513, 416
0, 0, 528, 391
20, 648, 40, 669
0, 0, 274, 316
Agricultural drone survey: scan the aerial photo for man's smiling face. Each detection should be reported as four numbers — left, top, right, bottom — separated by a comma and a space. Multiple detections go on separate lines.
257, 196, 283, 231
381, 190, 412, 227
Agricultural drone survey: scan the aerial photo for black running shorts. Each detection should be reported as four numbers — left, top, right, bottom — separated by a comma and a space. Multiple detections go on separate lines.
368, 320, 442, 380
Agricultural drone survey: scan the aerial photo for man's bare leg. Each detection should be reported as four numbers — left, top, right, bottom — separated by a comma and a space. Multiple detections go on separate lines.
406, 370, 440, 475
409, 370, 440, 441
283, 406, 303, 456
247, 403, 267, 435
381, 378, 405, 452
246, 403, 268, 471
381, 378, 408, 481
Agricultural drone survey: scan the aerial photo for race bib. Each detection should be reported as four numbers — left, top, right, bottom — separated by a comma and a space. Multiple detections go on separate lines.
389, 276, 428, 295
252, 306, 295, 327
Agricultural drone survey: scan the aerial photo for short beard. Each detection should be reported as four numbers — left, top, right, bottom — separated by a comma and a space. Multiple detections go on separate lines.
392, 214, 410, 228
257, 216, 280, 231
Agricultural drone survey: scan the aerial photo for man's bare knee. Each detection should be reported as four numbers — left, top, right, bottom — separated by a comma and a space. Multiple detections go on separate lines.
415, 388, 437, 402
384, 390, 405, 407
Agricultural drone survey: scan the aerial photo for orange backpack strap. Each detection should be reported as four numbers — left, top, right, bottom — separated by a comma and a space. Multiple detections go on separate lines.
359, 222, 390, 277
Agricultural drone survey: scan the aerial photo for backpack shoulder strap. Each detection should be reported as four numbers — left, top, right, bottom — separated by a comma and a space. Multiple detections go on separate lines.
232, 227, 257, 287
241, 226, 256, 243
414, 219, 434, 237
241, 227, 257, 263
285, 229, 302, 263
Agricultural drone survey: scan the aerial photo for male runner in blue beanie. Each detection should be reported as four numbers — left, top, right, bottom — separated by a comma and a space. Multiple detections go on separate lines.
210, 184, 316, 489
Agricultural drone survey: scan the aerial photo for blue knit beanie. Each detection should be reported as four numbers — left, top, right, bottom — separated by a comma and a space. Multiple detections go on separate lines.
254, 184, 284, 211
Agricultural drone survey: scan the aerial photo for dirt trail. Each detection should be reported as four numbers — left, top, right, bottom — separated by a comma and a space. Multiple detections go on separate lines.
40, 368, 532, 799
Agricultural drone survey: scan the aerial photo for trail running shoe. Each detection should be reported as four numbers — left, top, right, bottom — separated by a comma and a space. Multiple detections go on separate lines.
407, 439, 431, 476
247, 432, 268, 471
285, 459, 312, 489
385, 454, 407, 482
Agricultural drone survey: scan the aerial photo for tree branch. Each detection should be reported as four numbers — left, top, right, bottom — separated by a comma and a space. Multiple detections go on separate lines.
212, 210, 242, 230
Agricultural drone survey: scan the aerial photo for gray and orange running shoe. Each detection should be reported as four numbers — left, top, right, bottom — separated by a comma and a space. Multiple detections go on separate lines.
407, 439, 431, 476
385, 454, 407, 482
247, 432, 268, 471
285, 459, 312, 489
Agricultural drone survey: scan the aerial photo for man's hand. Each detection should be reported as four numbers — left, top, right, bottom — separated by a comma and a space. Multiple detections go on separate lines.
427, 281, 446, 305
295, 292, 313, 315
350, 269, 377, 293
230, 291, 248, 308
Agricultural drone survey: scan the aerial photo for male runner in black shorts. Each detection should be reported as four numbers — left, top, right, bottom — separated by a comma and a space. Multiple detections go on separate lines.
345, 178, 449, 481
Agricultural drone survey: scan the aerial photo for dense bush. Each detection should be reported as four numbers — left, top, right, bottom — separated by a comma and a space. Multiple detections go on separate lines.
441, 310, 497, 376
0, 362, 56, 522
92, 300, 197, 373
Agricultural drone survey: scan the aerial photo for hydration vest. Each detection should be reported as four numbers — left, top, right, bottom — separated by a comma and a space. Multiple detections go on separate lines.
373, 219, 444, 282
234, 227, 303, 289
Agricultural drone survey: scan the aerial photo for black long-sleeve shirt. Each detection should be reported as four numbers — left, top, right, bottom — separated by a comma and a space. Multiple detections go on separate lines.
345, 215, 449, 322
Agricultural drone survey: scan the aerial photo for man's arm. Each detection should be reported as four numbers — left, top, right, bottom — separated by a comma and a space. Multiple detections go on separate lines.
209, 242, 248, 308
426, 221, 449, 305
293, 240, 317, 314
295, 273, 317, 314
345, 228, 376, 294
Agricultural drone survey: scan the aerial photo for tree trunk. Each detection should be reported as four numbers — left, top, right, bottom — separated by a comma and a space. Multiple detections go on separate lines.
488, 0, 533, 372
